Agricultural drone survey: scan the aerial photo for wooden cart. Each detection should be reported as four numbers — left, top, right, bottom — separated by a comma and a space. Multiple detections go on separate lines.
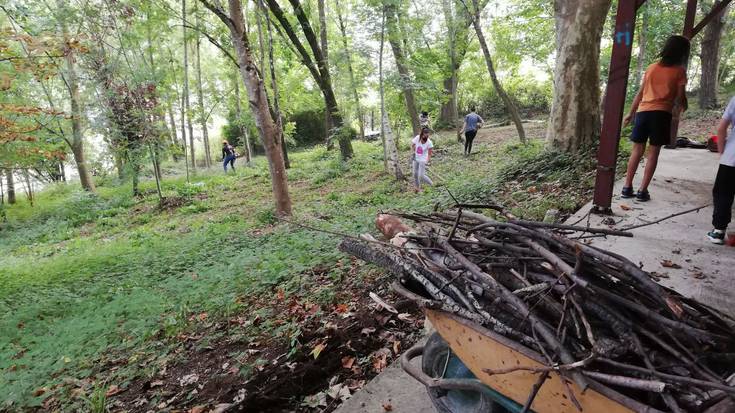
398, 297, 734, 413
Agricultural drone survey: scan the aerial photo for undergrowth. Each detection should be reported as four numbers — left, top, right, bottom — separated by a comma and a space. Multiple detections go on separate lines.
0, 133, 615, 409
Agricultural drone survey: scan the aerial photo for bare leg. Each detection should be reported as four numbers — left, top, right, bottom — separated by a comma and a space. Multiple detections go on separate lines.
639, 145, 662, 192
624, 143, 646, 188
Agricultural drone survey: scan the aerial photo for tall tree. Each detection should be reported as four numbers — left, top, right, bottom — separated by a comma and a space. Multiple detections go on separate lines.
334, 0, 365, 139
439, 0, 473, 138
182, 0, 196, 171
200, 0, 292, 216
468, 0, 525, 143
233, 68, 253, 164
56, 0, 96, 192
379, 8, 403, 180
259, 0, 290, 169
317, 0, 332, 136
699, 2, 729, 109
265, 0, 354, 160
384, 0, 420, 136
194, 5, 212, 167
546, 0, 612, 152
4, 170, 16, 205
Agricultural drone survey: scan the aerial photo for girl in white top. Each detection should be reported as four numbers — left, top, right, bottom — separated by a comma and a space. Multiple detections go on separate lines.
411, 127, 434, 192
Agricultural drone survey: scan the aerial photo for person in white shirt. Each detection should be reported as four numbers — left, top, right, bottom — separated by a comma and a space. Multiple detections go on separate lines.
707, 96, 735, 244
411, 127, 434, 192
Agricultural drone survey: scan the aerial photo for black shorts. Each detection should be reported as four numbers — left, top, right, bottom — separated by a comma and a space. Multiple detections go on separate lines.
631, 110, 672, 146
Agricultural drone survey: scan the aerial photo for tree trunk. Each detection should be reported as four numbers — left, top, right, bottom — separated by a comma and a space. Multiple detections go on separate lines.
233, 68, 252, 163
335, 0, 365, 140
182, 0, 196, 171
5, 169, 15, 204
633, 1, 648, 87
699, 2, 728, 109
384, 2, 420, 136
23, 169, 33, 207
195, 8, 212, 167
180, 89, 190, 182
259, 0, 290, 169
168, 103, 181, 161
546, 0, 612, 152
201, 0, 292, 216
379, 8, 404, 180
265, 0, 353, 160
318, 0, 333, 139
441, 0, 460, 140
58, 0, 95, 192
471, 0, 526, 144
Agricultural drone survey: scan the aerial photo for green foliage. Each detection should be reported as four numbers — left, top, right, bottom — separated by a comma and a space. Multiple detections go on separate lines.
289, 110, 327, 147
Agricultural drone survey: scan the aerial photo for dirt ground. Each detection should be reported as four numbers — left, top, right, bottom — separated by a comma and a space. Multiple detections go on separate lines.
106, 262, 424, 413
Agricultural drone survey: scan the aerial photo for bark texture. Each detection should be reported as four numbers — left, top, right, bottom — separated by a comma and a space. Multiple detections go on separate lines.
58, 0, 95, 192
194, 9, 212, 167
699, 2, 728, 109
385, 1, 420, 136
546, 0, 612, 152
335, 0, 365, 139
5, 170, 16, 204
200, 0, 292, 215
233, 68, 252, 163
265, 0, 353, 160
182, 0, 196, 171
471, 0, 525, 143
379, 9, 404, 180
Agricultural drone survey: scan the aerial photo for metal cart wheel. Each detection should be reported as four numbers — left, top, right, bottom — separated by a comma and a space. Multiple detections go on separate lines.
421, 332, 508, 413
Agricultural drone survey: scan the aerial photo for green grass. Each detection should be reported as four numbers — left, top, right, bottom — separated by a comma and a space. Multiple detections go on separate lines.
0, 134, 614, 409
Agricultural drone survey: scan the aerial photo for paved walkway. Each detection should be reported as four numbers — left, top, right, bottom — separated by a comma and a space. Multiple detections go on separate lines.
337, 147, 735, 412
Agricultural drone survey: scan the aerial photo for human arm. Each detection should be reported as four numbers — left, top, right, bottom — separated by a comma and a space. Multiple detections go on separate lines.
624, 89, 643, 126
717, 118, 730, 154
427, 148, 433, 164
477, 115, 484, 129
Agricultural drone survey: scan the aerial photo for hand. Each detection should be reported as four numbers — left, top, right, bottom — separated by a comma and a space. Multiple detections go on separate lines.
623, 114, 633, 126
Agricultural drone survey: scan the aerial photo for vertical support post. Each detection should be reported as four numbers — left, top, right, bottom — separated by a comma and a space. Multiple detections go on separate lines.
593, 0, 638, 213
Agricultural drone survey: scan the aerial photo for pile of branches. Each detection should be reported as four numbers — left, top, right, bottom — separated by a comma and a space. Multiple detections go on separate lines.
339, 208, 735, 412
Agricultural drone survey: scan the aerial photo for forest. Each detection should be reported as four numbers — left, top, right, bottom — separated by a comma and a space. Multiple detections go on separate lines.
1, 0, 734, 411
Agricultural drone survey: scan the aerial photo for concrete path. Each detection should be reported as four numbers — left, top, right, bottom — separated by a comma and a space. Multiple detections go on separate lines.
567, 147, 735, 317
337, 147, 735, 413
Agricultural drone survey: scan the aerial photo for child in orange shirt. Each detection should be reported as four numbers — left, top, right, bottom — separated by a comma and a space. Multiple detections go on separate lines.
622, 35, 690, 202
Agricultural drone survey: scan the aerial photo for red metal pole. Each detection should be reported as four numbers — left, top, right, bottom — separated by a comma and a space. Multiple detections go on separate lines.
592, 0, 638, 213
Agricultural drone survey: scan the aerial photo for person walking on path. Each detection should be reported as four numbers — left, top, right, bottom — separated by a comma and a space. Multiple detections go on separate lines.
461, 107, 484, 156
707, 96, 735, 244
622, 35, 690, 202
411, 127, 434, 192
222, 140, 237, 172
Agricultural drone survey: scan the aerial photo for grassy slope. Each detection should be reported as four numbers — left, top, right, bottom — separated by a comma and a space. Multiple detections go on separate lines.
0, 132, 612, 409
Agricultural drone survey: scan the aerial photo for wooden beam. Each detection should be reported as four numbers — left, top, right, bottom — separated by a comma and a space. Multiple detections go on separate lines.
683, 0, 698, 38
692, 0, 733, 37
593, 0, 638, 212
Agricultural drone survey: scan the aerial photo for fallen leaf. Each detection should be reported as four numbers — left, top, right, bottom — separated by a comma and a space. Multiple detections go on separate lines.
383, 402, 393, 411
311, 342, 327, 359
369, 292, 398, 314
179, 374, 199, 387
527, 185, 538, 193
150, 380, 164, 388
620, 204, 632, 211
189, 406, 206, 413
335, 303, 349, 314
302, 392, 328, 408
372, 351, 388, 373
327, 383, 352, 401
397, 313, 413, 322
361, 327, 376, 336
32, 387, 47, 397
105, 384, 123, 397
341, 356, 355, 369
661, 260, 682, 269
276, 288, 285, 301
392, 341, 401, 355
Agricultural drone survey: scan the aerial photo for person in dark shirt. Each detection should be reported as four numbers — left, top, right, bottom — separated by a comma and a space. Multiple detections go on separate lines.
461, 107, 484, 156
222, 140, 237, 172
